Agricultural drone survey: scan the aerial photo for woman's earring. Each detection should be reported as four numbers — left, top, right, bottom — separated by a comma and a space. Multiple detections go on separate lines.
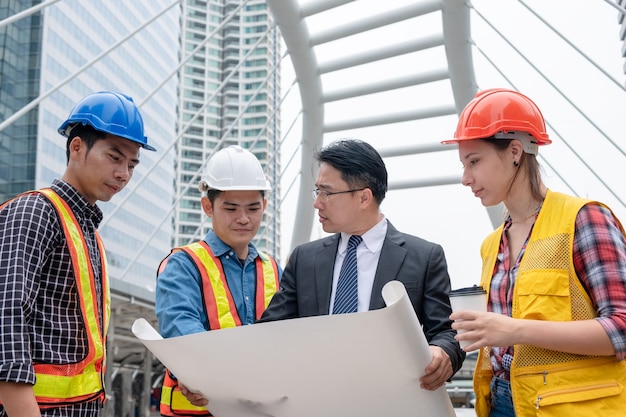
513, 160, 519, 167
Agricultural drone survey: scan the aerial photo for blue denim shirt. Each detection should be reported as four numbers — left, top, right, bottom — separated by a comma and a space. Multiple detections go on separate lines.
155, 229, 280, 338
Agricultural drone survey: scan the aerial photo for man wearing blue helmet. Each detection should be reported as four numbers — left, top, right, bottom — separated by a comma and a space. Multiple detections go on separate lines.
0, 91, 155, 416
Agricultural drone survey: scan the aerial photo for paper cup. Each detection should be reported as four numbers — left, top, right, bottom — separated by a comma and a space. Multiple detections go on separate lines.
449, 286, 487, 351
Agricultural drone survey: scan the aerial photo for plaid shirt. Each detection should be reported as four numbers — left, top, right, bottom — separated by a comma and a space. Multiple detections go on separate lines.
0, 180, 104, 416
490, 203, 626, 380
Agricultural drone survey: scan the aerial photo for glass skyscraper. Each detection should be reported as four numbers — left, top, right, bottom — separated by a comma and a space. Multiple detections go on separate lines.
0, 0, 42, 201
0, 0, 179, 294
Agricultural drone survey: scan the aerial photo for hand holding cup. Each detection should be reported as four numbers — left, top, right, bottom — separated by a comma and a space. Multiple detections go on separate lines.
449, 285, 487, 351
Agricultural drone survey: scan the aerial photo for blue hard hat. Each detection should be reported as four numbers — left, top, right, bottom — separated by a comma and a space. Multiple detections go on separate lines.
58, 91, 156, 151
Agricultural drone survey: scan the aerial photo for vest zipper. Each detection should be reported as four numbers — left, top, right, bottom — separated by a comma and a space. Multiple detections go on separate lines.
535, 382, 619, 409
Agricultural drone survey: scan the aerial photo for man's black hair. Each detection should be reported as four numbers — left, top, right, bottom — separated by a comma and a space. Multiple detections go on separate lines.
65, 124, 108, 163
315, 139, 388, 204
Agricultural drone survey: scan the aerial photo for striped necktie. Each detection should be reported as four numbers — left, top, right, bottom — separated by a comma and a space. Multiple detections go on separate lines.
333, 235, 362, 314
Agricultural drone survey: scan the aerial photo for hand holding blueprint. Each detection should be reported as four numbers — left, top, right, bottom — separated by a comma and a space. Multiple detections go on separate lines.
132, 280, 456, 417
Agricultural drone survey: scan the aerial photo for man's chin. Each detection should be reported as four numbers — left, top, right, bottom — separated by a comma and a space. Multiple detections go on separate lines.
98, 192, 115, 203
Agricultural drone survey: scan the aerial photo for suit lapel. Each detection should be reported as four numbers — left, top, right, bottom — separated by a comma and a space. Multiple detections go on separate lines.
369, 222, 406, 310
316, 235, 340, 315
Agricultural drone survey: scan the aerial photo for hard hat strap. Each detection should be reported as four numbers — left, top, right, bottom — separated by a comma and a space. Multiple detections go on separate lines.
493, 131, 538, 155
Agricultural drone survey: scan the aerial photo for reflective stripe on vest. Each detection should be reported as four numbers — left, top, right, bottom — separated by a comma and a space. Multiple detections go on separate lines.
18, 189, 108, 405
159, 241, 279, 416
179, 241, 279, 329
160, 370, 214, 416
256, 248, 280, 318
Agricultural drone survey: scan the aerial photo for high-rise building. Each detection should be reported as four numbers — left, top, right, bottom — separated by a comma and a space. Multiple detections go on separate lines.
0, 0, 179, 309
617, 0, 626, 74
0, 0, 42, 200
175, 0, 281, 258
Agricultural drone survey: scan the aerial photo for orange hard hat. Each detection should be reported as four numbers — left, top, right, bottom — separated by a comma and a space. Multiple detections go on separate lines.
442, 89, 551, 151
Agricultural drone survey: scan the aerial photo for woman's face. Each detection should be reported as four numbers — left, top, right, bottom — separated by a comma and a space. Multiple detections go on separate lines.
458, 140, 516, 207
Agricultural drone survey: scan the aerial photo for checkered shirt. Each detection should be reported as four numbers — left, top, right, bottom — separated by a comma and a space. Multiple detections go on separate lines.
0, 179, 105, 416
490, 203, 626, 380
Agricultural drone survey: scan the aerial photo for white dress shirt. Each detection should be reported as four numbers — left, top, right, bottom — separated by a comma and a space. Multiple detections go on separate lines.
330, 216, 387, 313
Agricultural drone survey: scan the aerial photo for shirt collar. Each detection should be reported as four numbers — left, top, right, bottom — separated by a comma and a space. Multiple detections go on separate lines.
339, 216, 388, 254
51, 179, 103, 227
205, 229, 262, 260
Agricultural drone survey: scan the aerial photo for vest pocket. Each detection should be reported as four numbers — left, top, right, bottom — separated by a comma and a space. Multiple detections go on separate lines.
534, 381, 623, 413
516, 270, 570, 321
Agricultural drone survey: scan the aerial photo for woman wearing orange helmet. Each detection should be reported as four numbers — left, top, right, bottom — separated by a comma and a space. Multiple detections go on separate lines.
443, 89, 626, 417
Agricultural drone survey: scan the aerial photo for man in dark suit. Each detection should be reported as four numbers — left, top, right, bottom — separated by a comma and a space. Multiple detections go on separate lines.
261, 139, 465, 390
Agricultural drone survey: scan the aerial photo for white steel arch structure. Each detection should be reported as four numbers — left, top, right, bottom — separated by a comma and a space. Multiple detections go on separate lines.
268, 0, 489, 249
267, 0, 626, 274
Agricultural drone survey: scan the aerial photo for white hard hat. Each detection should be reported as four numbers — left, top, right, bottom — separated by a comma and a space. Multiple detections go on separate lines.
198, 145, 271, 192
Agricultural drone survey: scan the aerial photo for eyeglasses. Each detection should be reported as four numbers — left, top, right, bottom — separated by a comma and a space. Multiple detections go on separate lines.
312, 188, 365, 202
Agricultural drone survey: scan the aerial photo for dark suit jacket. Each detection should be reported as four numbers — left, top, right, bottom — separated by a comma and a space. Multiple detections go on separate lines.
260, 221, 465, 374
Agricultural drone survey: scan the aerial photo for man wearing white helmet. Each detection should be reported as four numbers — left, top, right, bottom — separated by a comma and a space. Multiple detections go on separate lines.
0, 91, 155, 416
155, 145, 281, 416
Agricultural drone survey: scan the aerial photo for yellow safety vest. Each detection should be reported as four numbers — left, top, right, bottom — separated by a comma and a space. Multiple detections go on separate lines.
158, 241, 279, 416
0, 188, 109, 407
474, 190, 626, 417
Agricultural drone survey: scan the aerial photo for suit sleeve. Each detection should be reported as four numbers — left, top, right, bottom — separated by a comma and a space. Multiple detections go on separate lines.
420, 243, 466, 374
259, 245, 301, 322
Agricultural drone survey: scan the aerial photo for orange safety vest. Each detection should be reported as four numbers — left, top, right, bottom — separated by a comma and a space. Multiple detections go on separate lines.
158, 241, 279, 416
0, 188, 109, 407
